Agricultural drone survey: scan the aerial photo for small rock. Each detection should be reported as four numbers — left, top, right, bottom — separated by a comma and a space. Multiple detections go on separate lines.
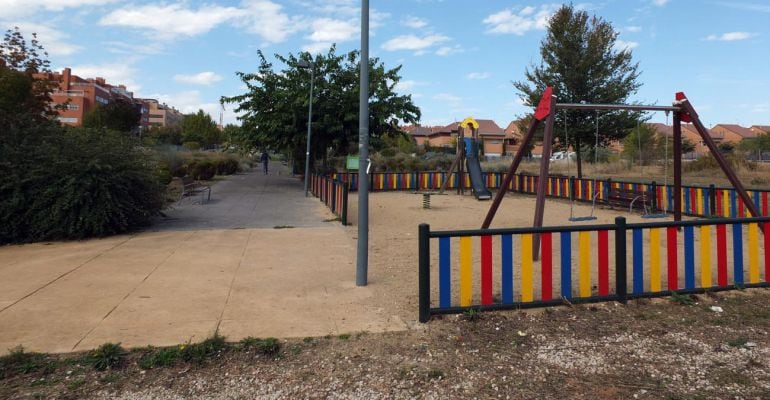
709, 306, 724, 313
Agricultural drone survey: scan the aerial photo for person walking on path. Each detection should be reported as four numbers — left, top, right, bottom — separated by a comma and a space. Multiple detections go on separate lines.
260, 150, 269, 175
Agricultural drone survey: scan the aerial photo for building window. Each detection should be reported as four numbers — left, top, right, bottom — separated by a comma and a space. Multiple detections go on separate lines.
65, 103, 79, 110
149, 114, 164, 119
96, 96, 109, 105
56, 117, 78, 123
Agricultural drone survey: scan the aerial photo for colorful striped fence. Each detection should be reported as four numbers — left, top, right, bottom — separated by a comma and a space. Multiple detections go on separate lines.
333, 171, 770, 219
310, 174, 348, 225
418, 216, 770, 322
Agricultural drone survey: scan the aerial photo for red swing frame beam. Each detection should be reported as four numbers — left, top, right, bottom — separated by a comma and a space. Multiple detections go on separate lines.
482, 87, 761, 258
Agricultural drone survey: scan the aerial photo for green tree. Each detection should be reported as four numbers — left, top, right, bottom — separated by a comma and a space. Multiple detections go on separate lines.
0, 27, 57, 121
82, 100, 141, 133
221, 45, 420, 172
181, 110, 221, 149
143, 125, 182, 146
514, 4, 642, 178
622, 123, 660, 165
681, 138, 696, 154
738, 132, 770, 160
1, 30, 163, 243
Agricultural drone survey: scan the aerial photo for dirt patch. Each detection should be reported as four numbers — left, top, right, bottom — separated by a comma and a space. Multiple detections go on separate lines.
2, 290, 769, 399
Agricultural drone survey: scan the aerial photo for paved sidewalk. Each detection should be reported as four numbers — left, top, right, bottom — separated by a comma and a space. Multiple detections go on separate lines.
0, 166, 406, 354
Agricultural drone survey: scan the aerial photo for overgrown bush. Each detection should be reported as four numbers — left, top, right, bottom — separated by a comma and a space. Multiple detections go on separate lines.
189, 159, 217, 180
214, 156, 240, 175
182, 141, 201, 151
0, 123, 165, 244
684, 154, 755, 173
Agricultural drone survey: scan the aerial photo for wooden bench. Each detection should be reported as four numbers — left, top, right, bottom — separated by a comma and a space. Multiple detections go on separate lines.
606, 186, 656, 213
179, 176, 211, 204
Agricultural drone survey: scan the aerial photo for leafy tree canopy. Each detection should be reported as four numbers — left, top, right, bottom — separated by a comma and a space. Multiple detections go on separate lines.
514, 4, 642, 177
221, 45, 420, 170
180, 109, 221, 149
0, 27, 56, 121
82, 100, 141, 133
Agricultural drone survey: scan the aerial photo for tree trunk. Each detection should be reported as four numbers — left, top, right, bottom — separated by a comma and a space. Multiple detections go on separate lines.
575, 135, 583, 179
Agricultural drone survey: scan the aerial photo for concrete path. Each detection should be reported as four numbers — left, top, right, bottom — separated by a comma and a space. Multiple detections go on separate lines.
0, 165, 406, 354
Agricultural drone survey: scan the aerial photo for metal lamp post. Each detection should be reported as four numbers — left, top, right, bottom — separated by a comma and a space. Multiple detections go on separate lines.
297, 59, 314, 197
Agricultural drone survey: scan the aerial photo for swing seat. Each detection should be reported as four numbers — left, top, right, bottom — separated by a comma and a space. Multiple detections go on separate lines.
642, 212, 668, 219
569, 216, 597, 222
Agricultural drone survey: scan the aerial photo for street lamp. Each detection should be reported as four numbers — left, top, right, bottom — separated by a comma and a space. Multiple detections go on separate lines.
297, 59, 314, 197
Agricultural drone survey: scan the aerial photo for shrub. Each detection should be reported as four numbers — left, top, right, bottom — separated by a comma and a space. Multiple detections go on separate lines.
0, 125, 165, 244
182, 141, 201, 151
214, 156, 240, 175
189, 160, 216, 180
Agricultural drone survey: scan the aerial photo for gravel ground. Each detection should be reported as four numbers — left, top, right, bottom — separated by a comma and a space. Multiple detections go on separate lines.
3, 289, 769, 399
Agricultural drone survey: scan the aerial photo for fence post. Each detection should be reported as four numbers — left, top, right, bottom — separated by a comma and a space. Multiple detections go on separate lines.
518, 173, 524, 193
418, 223, 431, 323
569, 176, 576, 202
651, 181, 658, 213
709, 184, 716, 217
614, 216, 628, 304
342, 182, 349, 225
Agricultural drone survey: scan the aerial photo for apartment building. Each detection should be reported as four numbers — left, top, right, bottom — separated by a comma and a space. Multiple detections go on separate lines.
33, 67, 183, 131
143, 99, 184, 128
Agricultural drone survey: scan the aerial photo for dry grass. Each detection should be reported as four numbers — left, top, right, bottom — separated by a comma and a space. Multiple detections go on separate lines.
482, 158, 770, 189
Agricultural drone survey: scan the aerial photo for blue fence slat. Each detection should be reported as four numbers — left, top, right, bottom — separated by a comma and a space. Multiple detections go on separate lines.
633, 228, 644, 293
439, 237, 451, 308
501, 234, 513, 304
684, 226, 695, 289
560, 232, 572, 299
732, 224, 744, 285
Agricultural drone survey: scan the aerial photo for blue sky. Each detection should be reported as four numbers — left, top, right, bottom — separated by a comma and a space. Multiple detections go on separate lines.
2, 0, 769, 128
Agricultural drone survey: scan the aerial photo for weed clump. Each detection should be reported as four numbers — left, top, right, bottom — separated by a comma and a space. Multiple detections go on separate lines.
86, 343, 127, 371
240, 337, 281, 355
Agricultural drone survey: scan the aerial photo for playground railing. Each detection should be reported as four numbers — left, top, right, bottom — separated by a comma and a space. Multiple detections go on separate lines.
332, 171, 770, 219
418, 216, 770, 322
310, 174, 348, 225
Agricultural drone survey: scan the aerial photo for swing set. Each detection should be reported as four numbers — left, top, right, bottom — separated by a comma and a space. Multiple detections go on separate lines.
482, 87, 762, 257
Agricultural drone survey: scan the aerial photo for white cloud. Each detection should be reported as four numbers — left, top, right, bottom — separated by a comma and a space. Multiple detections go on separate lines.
614, 40, 639, 51
307, 18, 358, 42
394, 80, 427, 92
715, 2, 770, 12
173, 72, 223, 86
483, 4, 559, 35
8, 22, 82, 56
302, 41, 333, 54
236, 0, 301, 43
100, 1, 298, 44
466, 72, 491, 80
382, 34, 450, 51
705, 32, 755, 41
435, 45, 464, 56
103, 41, 164, 56
403, 16, 428, 29
624, 26, 642, 33
652, 0, 669, 6
67, 62, 141, 93
433, 93, 462, 107
0, 0, 117, 18
100, 4, 241, 40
